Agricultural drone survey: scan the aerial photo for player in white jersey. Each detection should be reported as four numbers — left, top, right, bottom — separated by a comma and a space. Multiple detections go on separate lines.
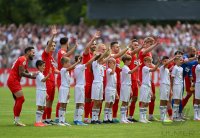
120, 54, 140, 123
159, 56, 178, 122
73, 54, 100, 125
91, 48, 110, 124
171, 56, 184, 121
58, 56, 80, 126
194, 56, 200, 120
103, 58, 118, 123
34, 60, 51, 127
139, 56, 160, 123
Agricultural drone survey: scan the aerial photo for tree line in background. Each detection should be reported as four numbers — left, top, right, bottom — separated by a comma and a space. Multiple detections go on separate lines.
0, 0, 87, 25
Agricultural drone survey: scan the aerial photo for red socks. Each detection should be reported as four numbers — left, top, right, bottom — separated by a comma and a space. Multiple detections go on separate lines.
13, 96, 25, 117
84, 102, 91, 118
129, 101, 136, 117
56, 102, 60, 118
167, 108, 172, 117
149, 100, 155, 114
182, 94, 192, 109
42, 107, 52, 120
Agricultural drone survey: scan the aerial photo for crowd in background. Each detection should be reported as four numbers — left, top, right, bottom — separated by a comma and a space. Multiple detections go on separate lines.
1, 21, 200, 68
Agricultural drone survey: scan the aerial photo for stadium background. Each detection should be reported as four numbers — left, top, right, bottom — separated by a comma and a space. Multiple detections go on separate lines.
1, 0, 200, 88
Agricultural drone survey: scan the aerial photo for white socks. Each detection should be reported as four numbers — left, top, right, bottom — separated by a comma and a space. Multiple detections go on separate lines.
173, 104, 179, 119
194, 104, 199, 119
140, 108, 147, 121
104, 108, 109, 121
120, 106, 127, 121
160, 106, 167, 121
59, 107, 66, 123
92, 109, 100, 121
36, 110, 43, 123
108, 108, 112, 121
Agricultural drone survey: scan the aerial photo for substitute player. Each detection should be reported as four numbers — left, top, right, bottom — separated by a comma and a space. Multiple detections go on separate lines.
7, 46, 36, 126
55, 37, 77, 123
34, 60, 51, 127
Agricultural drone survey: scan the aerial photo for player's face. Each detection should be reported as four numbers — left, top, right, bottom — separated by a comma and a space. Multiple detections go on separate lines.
144, 60, 151, 67
108, 60, 116, 68
162, 59, 168, 65
131, 42, 139, 50
50, 42, 56, 52
189, 48, 196, 57
28, 49, 35, 60
177, 57, 183, 65
144, 40, 154, 48
112, 44, 120, 54
64, 62, 70, 67
90, 42, 97, 52
98, 45, 106, 54
126, 60, 131, 66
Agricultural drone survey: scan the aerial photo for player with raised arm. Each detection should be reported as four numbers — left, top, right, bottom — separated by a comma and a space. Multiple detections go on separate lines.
34, 60, 51, 127
42, 26, 59, 125
110, 41, 129, 123
73, 54, 100, 125
139, 56, 160, 123
120, 54, 140, 123
57, 56, 81, 126
7, 46, 36, 126
55, 37, 77, 123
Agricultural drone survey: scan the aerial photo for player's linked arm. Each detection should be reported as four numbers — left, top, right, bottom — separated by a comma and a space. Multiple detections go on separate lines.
67, 59, 81, 71
19, 66, 36, 79
65, 39, 78, 57
46, 25, 57, 53
142, 41, 159, 55
112, 47, 129, 59
128, 64, 141, 74
41, 69, 52, 82
150, 62, 160, 72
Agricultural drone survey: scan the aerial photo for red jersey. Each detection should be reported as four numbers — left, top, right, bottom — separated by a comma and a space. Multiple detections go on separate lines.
82, 52, 94, 85
127, 51, 138, 81
57, 49, 67, 70
111, 55, 121, 84
138, 50, 152, 82
42, 50, 55, 82
9, 56, 28, 81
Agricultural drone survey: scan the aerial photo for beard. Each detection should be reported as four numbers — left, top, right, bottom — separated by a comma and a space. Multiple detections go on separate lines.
29, 56, 33, 60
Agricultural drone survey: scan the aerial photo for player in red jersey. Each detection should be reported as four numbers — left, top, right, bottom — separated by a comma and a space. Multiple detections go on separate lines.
110, 41, 129, 123
55, 37, 77, 123
7, 46, 36, 126
138, 37, 159, 121
127, 39, 144, 122
42, 26, 59, 125
82, 31, 101, 123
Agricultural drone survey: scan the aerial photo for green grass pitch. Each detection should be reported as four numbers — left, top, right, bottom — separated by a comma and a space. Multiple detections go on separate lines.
0, 87, 200, 138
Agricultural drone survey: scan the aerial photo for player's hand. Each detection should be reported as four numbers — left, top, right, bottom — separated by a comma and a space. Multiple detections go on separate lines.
31, 72, 39, 78
93, 31, 101, 39
51, 25, 57, 35
116, 94, 119, 99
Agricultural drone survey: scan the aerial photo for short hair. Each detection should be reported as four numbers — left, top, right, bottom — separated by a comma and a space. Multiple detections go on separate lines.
131, 39, 138, 43
122, 54, 132, 63
162, 56, 169, 61
108, 57, 116, 63
36, 60, 45, 68
24, 47, 34, 54
75, 55, 82, 62
61, 57, 70, 65
144, 37, 154, 43
144, 56, 153, 62
47, 40, 56, 46
110, 41, 118, 48
60, 37, 68, 45
174, 50, 183, 56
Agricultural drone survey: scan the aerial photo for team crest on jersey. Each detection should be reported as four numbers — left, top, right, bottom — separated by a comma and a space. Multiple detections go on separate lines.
61, 50, 66, 54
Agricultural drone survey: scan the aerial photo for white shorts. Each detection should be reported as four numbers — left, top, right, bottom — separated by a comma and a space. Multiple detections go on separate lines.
91, 82, 103, 100
120, 85, 131, 102
195, 83, 200, 100
172, 84, 183, 100
139, 84, 151, 103
160, 83, 170, 101
74, 85, 85, 103
105, 87, 116, 103
59, 86, 70, 103
36, 90, 46, 106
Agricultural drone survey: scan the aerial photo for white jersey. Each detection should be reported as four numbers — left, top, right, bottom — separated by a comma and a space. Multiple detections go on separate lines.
171, 65, 183, 85
106, 68, 117, 90
121, 65, 131, 85
60, 68, 70, 87
36, 72, 46, 91
160, 65, 170, 85
92, 61, 105, 83
142, 66, 152, 87
74, 64, 86, 85
195, 64, 200, 83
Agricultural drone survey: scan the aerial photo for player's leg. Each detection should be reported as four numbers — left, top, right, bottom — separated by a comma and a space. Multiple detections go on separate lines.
103, 102, 110, 123
139, 102, 147, 123
112, 83, 120, 123
149, 82, 157, 121
173, 99, 181, 121
84, 84, 92, 123
13, 90, 25, 126
35, 106, 46, 127
120, 101, 128, 123
55, 77, 61, 123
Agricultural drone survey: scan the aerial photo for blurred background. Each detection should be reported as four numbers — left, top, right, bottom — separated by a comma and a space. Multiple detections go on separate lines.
0, 0, 200, 68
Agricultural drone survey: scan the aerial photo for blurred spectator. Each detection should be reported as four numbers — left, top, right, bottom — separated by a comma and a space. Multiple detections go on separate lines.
0, 21, 200, 68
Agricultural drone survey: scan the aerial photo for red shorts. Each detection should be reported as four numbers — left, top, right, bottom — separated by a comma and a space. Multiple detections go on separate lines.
46, 81, 55, 101
185, 75, 192, 93
85, 84, 92, 99
131, 80, 138, 97
7, 77, 22, 93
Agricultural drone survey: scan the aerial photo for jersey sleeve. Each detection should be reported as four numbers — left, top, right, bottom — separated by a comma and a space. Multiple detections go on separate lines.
171, 66, 177, 77
18, 57, 26, 67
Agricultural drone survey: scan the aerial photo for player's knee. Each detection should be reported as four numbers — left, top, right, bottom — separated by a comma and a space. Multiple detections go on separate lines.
17, 96, 25, 103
